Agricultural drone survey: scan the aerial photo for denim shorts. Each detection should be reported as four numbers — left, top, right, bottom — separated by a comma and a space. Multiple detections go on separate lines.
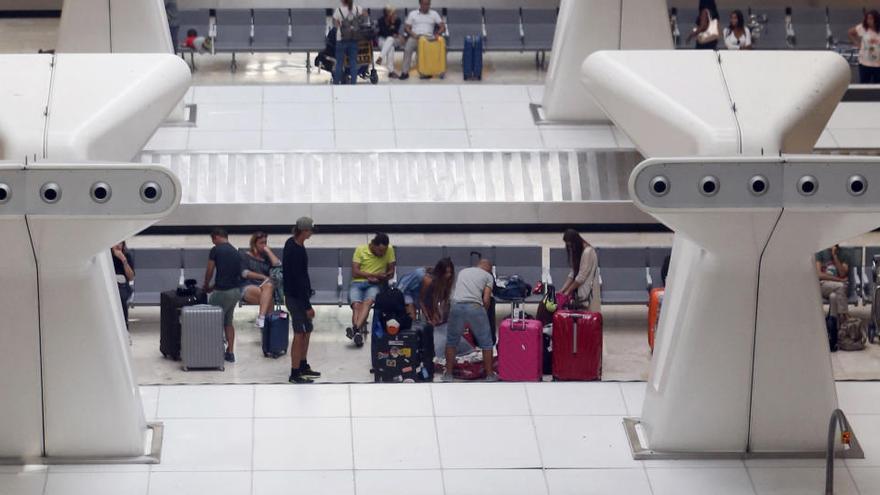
349, 281, 381, 304
446, 302, 494, 350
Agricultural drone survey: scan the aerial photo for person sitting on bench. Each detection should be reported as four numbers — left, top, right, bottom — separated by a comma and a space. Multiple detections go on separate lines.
241, 231, 282, 329
348, 233, 396, 339
399, 0, 445, 80
817, 245, 851, 322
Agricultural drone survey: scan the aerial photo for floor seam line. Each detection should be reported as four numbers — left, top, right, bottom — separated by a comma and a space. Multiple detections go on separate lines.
523, 383, 551, 495
429, 384, 448, 494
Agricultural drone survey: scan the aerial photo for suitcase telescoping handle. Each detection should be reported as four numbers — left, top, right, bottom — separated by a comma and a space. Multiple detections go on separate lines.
566, 313, 591, 355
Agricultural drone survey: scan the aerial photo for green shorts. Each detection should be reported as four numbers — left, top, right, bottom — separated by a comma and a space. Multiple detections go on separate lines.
209, 287, 242, 326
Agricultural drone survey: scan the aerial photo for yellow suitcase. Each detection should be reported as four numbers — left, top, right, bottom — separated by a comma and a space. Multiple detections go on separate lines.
417, 36, 447, 77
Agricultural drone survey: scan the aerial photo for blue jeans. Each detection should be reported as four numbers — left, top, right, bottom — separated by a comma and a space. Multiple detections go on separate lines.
447, 302, 494, 351
334, 39, 359, 85
349, 281, 381, 304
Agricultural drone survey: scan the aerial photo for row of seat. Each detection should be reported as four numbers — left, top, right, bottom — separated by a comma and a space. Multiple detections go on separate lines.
671, 5, 868, 51
128, 245, 670, 308
177, 6, 557, 69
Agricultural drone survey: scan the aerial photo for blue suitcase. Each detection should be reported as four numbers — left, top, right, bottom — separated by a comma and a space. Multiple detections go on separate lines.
262, 310, 290, 358
462, 35, 483, 81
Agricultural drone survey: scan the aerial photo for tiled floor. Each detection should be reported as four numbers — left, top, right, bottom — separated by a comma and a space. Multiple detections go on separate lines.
4, 381, 880, 495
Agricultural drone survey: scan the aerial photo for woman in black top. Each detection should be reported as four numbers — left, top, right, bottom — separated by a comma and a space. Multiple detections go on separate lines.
376, 6, 403, 78
241, 232, 282, 329
111, 241, 135, 330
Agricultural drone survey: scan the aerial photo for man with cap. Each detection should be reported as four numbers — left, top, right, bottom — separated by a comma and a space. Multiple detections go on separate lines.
283, 217, 320, 384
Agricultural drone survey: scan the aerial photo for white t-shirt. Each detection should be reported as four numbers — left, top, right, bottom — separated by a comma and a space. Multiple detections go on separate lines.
695, 18, 720, 45
856, 24, 880, 67
723, 27, 751, 50
406, 9, 443, 37
333, 5, 364, 41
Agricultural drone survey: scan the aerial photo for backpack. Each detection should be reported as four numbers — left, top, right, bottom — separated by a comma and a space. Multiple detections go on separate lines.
338, 7, 360, 41
838, 316, 867, 351
493, 275, 532, 301
374, 286, 412, 330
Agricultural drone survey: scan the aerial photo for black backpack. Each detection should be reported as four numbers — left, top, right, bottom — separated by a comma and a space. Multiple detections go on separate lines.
374, 287, 412, 329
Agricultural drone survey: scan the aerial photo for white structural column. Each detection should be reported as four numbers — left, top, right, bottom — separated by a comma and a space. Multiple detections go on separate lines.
56, 0, 174, 54
0, 53, 189, 461
583, 51, 854, 456
541, 0, 672, 122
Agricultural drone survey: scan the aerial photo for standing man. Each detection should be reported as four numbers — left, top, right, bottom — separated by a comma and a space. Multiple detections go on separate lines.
283, 217, 321, 384
348, 233, 396, 342
443, 259, 498, 382
203, 229, 244, 363
817, 245, 851, 322
399, 0, 446, 80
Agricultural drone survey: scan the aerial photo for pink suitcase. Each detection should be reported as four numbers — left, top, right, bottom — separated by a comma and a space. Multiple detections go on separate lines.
498, 317, 544, 382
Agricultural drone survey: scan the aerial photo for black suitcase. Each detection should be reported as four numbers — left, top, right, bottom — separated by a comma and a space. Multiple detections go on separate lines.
371, 320, 421, 383
415, 322, 435, 382
160, 288, 207, 360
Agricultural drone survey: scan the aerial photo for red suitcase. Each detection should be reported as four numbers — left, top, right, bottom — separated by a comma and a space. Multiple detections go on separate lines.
498, 317, 543, 382
552, 310, 602, 381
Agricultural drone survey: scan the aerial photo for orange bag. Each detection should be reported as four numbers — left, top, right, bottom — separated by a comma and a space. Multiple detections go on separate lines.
648, 288, 665, 352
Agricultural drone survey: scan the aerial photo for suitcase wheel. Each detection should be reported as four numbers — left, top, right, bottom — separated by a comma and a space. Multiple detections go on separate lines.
263, 352, 270, 358
369, 69, 378, 84
182, 366, 189, 372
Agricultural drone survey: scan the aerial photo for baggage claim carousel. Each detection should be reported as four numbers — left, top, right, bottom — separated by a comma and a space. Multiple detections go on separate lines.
138, 149, 655, 232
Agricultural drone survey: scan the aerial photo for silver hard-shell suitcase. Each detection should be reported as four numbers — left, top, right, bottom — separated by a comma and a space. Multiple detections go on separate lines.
181, 304, 225, 371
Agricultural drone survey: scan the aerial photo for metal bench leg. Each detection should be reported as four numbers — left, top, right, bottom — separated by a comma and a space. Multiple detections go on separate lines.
230, 53, 237, 73
306, 51, 312, 73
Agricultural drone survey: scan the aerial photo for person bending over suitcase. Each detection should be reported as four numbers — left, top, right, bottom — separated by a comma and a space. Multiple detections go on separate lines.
397, 257, 454, 321
443, 259, 498, 382
559, 229, 602, 312
203, 229, 244, 363
348, 233, 396, 340
399, 0, 446, 80
283, 217, 321, 384
817, 245, 851, 322
241, 232, 282, 329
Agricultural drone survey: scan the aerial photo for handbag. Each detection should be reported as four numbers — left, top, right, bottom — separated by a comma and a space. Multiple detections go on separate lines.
535, 284, 557, 325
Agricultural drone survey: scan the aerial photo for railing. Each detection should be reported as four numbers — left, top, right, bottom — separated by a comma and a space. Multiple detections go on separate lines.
825, 409, 858, 495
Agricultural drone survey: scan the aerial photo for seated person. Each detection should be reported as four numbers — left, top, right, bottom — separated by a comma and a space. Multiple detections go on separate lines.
348, 233, 396, 338
184, 28, 213, 53
399, 0, 446, 80
397, 257, 454, 320
817, 245, 851, 322
376, 6, 404, 78
241, 232, 282, 329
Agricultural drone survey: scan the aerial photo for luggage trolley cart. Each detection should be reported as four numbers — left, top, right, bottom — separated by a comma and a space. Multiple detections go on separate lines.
317, 24, 380, 84
351, 37, 380, 85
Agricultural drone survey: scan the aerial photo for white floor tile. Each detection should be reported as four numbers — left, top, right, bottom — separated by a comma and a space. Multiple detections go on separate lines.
0, 473, 45, 495
140, 386, 160, 421
814, 130, 839, 149
444, 468, 548, 495
432, 383, 530, 416
148, 471, 251, 495
526, 382, 627, 416
352, 417, 440, 469
193, 86, 263, 104
262, 103, 334, 131
157, 385, 254, 418
334, 102, 394, 130
460, 85, 531, 102
44, 472, 149, 495
263, 85, 333, 103
826, 102, 880, 129
144, 128, 189, 151
195, 103, 262, 131
849, 467, 880, 495
395, 129, 470, 148
262, 130, 336, 150
533, 415, 640, 468
390, 85, 462, 102
468, 129, 543, 149
620, 382, 646, 417
154, 418, 253, 471
187, 130, 261, 151
837, 382, 880, 414
335, 130, 396, 149
392, 101, 467, 130
252, 471, 354, 495
647, 467, 756, 495
253, 418, 353, 470
254, 384, 349, 417
436, 416, 541, 469
356, 470, 442, 495
540, 127, 617, 149
463, 102, 536, 129
545, 468, 652, 495
183, 88, 195, 104
333, 85, 391, 103
827, 128, 880, 148
350, 383, 434, 417
844, 414, 880, 467
527, 85, 545, 104
748, 467, 857, 495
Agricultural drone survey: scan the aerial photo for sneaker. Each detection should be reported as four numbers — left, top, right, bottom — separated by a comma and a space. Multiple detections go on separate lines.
300, 364, 321, 378
289, 372, 314, 384
376, 56, 383, 65
256, 315, 265, 329
399, 72, 410, 80
224, 352, 235, 363
441, 373, 454, 383
389, 72, 399, 79
345, 326, 354, 340
484, 373, 499, 382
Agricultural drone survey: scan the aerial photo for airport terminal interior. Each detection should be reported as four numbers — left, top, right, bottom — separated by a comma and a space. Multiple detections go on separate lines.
7, 0, 880, 494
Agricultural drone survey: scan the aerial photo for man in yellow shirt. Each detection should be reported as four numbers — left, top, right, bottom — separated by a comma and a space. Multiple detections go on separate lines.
348, 233, 396, 343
